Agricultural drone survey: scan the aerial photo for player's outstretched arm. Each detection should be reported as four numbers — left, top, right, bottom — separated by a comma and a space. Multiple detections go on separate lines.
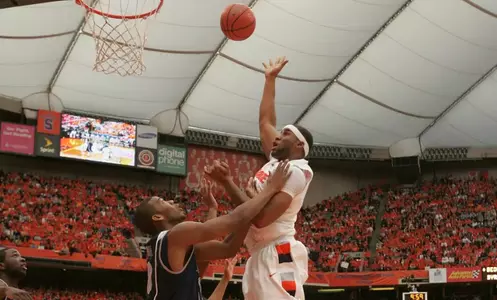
260, 56, 288, 159
224, 167, 306, 228
208, 257, 237, 300
194, 223, 250, 262
0, 286, 33, 300
168, 161, 291, 248
199, 178, 218, 221
207, 160, 308, 228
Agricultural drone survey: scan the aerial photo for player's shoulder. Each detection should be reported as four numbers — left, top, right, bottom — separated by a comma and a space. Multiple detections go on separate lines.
289, 162, 313, 182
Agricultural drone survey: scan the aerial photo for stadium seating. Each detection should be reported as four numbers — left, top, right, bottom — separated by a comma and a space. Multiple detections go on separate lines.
0, 171, 131, 256
2, 169, 497, 273
374, 176, 497, 270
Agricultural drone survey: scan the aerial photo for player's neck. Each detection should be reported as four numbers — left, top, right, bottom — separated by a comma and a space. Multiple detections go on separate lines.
0, 274, 18, 288
282, 153, 303, 161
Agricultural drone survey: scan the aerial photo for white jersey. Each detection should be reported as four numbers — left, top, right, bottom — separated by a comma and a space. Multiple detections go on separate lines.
244, 156, 313, 252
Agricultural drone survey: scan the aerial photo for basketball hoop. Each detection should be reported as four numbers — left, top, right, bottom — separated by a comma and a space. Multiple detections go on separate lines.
76, 0, 164, 76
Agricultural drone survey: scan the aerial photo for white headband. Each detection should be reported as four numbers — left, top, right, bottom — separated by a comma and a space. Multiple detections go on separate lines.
283, 125, 309, 157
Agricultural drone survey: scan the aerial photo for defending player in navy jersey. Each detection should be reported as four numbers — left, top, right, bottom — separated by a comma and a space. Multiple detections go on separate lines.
0, 247, 32, 300
133, 161, 292, 300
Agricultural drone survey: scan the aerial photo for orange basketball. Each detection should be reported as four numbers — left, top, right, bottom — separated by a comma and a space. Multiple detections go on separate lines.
220, 4, 256, 41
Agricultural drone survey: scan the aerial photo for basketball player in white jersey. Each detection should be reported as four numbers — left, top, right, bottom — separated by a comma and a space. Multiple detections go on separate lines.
0, 247, 32, 300
206, 57, 314, 299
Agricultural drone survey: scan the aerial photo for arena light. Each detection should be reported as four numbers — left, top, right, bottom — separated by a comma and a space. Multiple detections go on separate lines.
317, 288, 345, 293
370, 287, 395, 291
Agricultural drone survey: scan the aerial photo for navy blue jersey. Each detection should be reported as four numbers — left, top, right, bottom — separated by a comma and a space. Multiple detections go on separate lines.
146, 231, 202, 300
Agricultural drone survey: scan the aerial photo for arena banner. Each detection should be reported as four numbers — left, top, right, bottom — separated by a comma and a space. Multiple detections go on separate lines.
136, 124, 158, 149
324, 270, 428, 287
179, 145, 266, 193
36, 110, 61, 135
35, 133, 60, 158
17, 247, 146, 272
16, 246, 439, 287
0, 122, 35, 155
135, 147, 157, 170
157, 144, 187, 176
446, 267, 481, 283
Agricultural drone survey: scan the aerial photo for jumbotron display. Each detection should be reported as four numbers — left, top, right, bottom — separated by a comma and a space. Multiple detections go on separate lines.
59, 113, 136, 166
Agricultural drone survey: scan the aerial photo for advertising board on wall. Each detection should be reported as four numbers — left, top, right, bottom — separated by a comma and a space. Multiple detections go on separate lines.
36, 110, 61, 135
136, 147, 157, 170
35, 133, 60, 158
446, 267, 481, 283
156, 145, 187, 176
0, 122, 35, 155
136, 125, 158, 149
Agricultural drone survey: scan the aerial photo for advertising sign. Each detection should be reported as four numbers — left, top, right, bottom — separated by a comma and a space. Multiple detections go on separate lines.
36, 110, 61, 135
136, 125, 158, 149
157, 145, 187, 176
136, 147, 157, 170
446, 267, 481, 283
35, 133, 60, 158
0, 122, 35, 155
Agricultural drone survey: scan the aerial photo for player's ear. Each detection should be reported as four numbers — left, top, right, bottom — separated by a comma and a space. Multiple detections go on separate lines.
152, 214, 164, 222
0, 263, 5, 271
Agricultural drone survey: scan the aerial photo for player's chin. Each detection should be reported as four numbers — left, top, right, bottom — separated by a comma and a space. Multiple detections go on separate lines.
271, 150, 283, 160
17, 268, 27, 276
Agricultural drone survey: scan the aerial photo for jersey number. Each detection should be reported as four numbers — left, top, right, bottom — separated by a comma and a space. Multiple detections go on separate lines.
147, 261, 153, 295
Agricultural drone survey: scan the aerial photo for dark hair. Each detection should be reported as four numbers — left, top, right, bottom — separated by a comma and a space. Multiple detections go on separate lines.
0, 247, 8, 263
294, 125, 314, 154
133, 198, 157, 235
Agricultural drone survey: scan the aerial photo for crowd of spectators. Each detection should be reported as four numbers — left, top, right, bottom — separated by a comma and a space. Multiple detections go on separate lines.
297, 186, 381, 272
374, 175, 497, 271
0, 171, 132, 256
3, 168, 497, 274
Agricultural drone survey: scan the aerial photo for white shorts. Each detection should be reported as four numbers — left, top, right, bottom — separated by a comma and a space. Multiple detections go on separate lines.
242, 237, 308, 300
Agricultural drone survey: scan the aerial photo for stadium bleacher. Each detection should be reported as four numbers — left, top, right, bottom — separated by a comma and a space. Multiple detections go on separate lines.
3, 168, 497, 274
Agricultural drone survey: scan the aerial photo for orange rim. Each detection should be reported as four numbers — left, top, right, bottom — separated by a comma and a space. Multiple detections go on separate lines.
75, 0, 164, 20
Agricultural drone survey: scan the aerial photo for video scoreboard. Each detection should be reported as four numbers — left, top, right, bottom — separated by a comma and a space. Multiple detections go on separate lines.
482, 267, 497, 281
402, 292, 428, 300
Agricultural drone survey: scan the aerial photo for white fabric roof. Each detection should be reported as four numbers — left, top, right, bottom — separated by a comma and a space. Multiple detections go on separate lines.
0, 0, 496, 148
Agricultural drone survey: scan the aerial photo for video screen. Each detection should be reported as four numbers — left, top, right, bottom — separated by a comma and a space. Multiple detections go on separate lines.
60, 114, 136, 166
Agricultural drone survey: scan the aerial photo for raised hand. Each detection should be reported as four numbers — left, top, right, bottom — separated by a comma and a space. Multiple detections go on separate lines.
205, 160, 231, 184
245, 177, 257, 199
223, 256, 238, 280
262, 56, 288, 78
266, 160, 292, 191
200, 178, 217, 210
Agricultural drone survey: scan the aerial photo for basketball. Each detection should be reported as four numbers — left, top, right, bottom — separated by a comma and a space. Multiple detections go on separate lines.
220, 4, 256, 41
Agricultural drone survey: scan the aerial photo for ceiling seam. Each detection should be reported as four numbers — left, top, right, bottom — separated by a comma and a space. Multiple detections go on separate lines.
175, 0, 261, 111
336, 81, 437, 119
47, 3, 94, 96
0, 31, 75, 40
293, 0, 415, 124
417, 63, 497, 138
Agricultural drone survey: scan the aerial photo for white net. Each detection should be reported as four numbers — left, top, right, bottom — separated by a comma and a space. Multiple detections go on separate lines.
81, 0, 162, 76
